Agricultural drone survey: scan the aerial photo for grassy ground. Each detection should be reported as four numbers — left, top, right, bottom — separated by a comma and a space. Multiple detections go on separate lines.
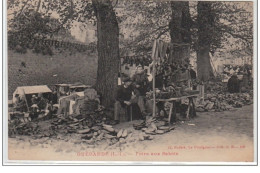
8, 49, 98, 99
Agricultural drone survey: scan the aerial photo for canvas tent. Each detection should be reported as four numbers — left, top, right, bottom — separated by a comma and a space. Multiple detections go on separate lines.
12, 85, 52, 104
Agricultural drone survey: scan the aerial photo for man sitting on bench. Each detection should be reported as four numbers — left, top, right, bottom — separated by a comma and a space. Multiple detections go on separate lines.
115, 77, 144, 122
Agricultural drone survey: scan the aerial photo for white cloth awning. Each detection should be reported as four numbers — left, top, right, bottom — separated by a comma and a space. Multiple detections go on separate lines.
13, 85, 52, 102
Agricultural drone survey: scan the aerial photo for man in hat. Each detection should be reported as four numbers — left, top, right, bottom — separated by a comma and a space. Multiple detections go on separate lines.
114, 77, 133, 122
30, 95, 39, 115
31, 95, 39, 105
132, 65, 149, 96
131, 65, 148, 115
227, 74, 240, 93
37, 93, 48, 110
115, 76, 146, 121
116, 77, 133, 107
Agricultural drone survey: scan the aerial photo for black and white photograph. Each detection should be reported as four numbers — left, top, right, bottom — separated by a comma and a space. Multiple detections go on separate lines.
3, 0, 256, 164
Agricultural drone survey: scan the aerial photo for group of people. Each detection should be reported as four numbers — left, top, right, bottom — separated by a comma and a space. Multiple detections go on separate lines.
13, 93, 51, 118
115, 65, 150, 122
30, 93, 49, 111
223, 65, 243, 75
115, 64, 198, 122
227, 66, 252, 93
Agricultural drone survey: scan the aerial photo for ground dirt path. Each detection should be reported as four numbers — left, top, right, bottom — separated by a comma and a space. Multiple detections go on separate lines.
8, 105, 254, 162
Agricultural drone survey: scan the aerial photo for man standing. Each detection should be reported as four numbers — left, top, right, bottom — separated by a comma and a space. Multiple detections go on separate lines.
227, 74, 240, 93
37, 93, 48, 110
114, 77, 133, 122
132, 65, 149, 96
131, 66, 148, 115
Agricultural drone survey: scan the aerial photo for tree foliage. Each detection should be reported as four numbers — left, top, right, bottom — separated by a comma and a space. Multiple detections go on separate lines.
117, 1, 171, 56
8, 0, 253, 57
192, 1, 253, 56
8, 0, 95, 53
213, 1, 253, 56
7, 0, 253, 97
8, 0, 120, 107
118, 1, 253, 59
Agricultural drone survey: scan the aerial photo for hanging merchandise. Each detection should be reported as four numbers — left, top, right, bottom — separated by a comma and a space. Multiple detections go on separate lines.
149, 39, 199, 99
121, 56, 152, 68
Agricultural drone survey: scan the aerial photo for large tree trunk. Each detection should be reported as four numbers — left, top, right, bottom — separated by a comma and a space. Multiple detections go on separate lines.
197, 1, 214, 81
169, 1, 191, 63
169, 1, 191, 44
197, 46, 213, 81
92, 0, 120, 107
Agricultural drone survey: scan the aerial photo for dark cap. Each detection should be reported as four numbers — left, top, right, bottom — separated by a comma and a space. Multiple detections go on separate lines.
123, 77, 131, 82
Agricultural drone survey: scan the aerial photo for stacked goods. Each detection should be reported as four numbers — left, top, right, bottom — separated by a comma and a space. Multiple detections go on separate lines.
73, 88, 100, 115
78, 100, 99, 115
50, 116, 155, 148
8, 119, 49, 137
146, 87, 177, 100
146, 86, 199, 100
206, 81, 227, 93
196, 91, 253, 112
8, 107, 106, 138
9, 109, 177, 149
51, 113, 105, 135
133, 117, 175, 136
8, 111, 51, 137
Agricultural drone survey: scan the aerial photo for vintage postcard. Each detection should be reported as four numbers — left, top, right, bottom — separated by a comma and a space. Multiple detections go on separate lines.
3, 0, 257, 165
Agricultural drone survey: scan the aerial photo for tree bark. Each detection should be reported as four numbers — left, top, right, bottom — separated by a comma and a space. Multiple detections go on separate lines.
197, 1, 214, 81
169, 1, 191, 63
197, 46, 213, 82
92, 0, 120, 107
169, 1, 191, 44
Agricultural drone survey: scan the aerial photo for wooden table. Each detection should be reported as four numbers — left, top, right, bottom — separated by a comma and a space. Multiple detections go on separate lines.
157, 94, 198, 123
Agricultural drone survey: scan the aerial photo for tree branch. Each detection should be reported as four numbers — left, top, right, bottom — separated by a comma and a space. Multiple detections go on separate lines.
112, 0, 119, 8
17, 0, 30, 17
49, 0, 74, 34
36, 0, 41, 12
219, 27, 252, 43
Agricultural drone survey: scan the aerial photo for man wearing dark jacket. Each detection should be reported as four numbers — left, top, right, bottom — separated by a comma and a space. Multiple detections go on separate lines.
227, 74, 240, 93
114, 77, 133, 122
115, 77, 145, 121
132, 66, 149, 96
116, 78, 133, 107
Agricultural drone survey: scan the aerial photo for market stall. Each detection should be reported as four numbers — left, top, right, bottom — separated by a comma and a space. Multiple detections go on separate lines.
150, 40, 200, 122
12, 85, 52, 106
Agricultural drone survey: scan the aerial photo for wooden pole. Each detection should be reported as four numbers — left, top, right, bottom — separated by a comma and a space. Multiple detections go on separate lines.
152, 40, 158, 117
202, 84, 205, 102
21, 89, 29, 112
152, 59, 156, 117
168, 102, 173, 123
